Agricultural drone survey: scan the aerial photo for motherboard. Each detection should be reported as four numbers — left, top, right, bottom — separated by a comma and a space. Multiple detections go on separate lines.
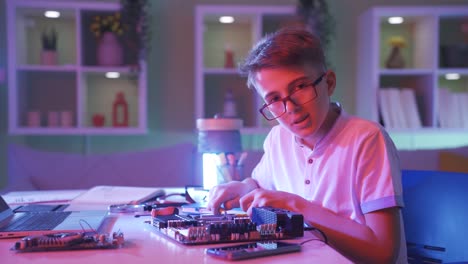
151, 207, 304, 245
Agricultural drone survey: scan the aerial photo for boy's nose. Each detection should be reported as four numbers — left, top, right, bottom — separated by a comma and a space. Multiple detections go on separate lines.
285, 98, 299, 113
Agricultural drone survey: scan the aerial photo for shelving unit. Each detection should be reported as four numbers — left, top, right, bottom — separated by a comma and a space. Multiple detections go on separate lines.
194, 5, 297, 133
357, 6, 468, 149
7, 0, 147, 135
357, 6, 468, 128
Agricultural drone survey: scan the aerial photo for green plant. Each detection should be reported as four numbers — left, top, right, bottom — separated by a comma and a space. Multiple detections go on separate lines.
90, 12, 126, 38
41, 28, 57, 51
296, 0, 335, 64
120, 0, 151, 67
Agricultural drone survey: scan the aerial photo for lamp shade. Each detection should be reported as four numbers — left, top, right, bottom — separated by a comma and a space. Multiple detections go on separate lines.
196, 118, 242, 153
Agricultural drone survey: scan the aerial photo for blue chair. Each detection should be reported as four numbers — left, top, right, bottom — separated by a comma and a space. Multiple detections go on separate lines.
402, 170, 468, 263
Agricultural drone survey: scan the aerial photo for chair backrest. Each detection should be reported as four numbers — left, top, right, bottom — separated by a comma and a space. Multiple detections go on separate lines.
402, 170, 468, 263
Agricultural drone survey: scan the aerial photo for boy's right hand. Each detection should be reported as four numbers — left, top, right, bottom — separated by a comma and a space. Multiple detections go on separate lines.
207, 178, 258, 214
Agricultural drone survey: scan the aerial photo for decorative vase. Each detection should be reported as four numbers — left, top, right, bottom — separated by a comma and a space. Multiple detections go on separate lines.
27, 111, 41, 127
92, 113, 105, 127
224, 45, 235, 68
112, 92, 129, 127
97, 32, 123, 66
47, 111, 59, 127
40, 50, 57, 65
385, 46, 405, 69
60, 111, 73, 127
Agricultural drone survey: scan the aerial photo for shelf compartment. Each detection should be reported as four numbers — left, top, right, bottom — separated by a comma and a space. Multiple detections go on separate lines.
83, 72, 140, 128
203, 74, 257, 127
16, 70, 77, 128
80, 10, 138, 67
437, 74, 468, 129
15, 7, 77, 66
203, 14, 254, 69
439, 16, 468, 68
379, 15, 436, 69
379, 74, 434, 127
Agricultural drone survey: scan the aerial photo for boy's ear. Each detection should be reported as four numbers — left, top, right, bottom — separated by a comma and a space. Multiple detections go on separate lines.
325, 70, 336, 96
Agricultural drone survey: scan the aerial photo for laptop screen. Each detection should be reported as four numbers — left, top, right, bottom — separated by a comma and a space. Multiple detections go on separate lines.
0, 197, 8, 211
0, 196, 14, 223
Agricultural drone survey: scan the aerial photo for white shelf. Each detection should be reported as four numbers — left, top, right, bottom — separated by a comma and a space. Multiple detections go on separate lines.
389, 128, 468, 150
203, 68, 240, 75
378, 69, 433, 75
17, 65, 78, 72
7, 0, 147, 135
437, 69, 468, 75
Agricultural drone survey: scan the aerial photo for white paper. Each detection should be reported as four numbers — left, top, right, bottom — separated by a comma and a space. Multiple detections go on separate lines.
3, 189, 86, 205
71, 185, 165, 205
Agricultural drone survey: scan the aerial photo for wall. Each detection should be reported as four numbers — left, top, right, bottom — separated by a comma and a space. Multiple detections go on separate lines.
0, 0, 467, 189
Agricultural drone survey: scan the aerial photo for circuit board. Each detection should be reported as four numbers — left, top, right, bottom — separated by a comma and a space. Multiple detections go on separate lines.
11, 231, 124, 252
151, 207, 304, 245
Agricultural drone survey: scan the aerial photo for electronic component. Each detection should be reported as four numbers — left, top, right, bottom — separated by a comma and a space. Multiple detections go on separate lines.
251, 206, 304, 237
205, 241, 301, 260
151, 207, 304, 245
11, 231, 124, 252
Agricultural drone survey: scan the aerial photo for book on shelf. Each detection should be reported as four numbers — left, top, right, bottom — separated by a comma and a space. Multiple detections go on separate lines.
379, 88, 405, 129
378, 89, 394, 128
453, 93, 464, 128
438, 87, 450, 128
438, 88, 467, 129
379, 88, 422, 129
460, 93, 468, 128
400, 88, 422, 129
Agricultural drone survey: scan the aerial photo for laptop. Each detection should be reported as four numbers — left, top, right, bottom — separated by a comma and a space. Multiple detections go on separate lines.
0, 195, 111, 239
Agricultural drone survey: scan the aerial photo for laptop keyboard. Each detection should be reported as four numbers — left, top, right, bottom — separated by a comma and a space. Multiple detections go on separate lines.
2, 211, 72, 231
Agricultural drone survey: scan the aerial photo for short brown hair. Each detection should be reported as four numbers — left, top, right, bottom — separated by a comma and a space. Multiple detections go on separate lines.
239, 27, 327, 89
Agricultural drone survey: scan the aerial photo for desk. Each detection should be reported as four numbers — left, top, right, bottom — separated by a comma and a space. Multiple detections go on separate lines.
1, 190, 352, 264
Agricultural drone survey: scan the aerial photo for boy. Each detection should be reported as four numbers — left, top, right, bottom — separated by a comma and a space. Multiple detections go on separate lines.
207, 28, 406, 263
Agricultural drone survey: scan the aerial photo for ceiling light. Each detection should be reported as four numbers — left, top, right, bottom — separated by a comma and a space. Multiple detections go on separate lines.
105, 72, 120, 79
445, 73, 460, 80
44, 11, 60, 18
219, 16, 234, 24
388, 17, 404, 24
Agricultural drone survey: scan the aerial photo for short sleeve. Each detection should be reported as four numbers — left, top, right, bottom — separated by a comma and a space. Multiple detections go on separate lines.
356, 129, 404, 214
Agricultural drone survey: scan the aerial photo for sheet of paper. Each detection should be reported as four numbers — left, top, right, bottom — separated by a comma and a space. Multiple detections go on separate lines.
2, 189, 86, 205
71, 185, 165, 205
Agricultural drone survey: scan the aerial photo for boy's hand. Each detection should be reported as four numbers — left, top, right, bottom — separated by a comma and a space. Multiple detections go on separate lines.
240, 189, 307, 215
207, 178, 258, 214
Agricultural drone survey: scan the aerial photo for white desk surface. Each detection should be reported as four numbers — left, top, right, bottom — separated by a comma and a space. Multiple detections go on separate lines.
1, 189, 352, 264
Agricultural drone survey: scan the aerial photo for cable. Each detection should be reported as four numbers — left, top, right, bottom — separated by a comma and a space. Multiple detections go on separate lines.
299, 238, 323, 245
300, 227, 328, 245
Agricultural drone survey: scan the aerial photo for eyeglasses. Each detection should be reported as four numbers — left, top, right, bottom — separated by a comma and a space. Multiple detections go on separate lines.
259, 73, 326, 121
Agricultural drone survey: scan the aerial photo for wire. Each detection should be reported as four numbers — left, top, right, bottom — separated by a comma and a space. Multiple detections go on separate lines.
79, 219, 97, 233
299, 238, 324, 245
300, 227, 328, 245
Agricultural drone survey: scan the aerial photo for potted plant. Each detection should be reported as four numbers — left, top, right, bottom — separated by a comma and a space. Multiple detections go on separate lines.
296, 0, 335, 66
40, 27, 58, 65
90, 12, 125, 66
120, 0, 151, 70
385, 36, 406, 68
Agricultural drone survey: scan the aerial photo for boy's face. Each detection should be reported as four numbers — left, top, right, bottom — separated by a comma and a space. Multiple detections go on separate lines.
253, 66, 336, 139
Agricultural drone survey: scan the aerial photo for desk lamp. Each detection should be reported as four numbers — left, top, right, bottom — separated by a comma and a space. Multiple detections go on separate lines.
196, 117, 243, 190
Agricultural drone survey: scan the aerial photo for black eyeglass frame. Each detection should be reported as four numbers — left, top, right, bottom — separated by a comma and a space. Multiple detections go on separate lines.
258, 73, 327, 121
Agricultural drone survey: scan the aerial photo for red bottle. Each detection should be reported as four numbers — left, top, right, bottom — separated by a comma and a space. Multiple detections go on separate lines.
112, 92, 129, 127
224, 45, 234, 68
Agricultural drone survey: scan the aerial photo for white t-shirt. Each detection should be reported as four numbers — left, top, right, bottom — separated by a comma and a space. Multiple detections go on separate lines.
252, 106, 407, 263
